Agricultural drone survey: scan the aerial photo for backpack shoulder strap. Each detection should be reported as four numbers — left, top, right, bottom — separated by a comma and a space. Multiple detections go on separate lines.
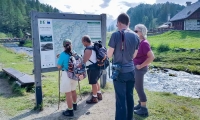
84, 46, 94, 51
84, 46, 95, 64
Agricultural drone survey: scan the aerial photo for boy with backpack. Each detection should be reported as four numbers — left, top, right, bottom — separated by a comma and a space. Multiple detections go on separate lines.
82, 35, 109, 104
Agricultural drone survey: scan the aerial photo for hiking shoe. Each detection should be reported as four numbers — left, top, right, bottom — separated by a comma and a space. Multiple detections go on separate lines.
134, 101, 141, 110
134, 106, 149, 117
62, 109, 74, 117
73, 103, 77, 110
86, 96, 98, 104
97, 93, 102, 100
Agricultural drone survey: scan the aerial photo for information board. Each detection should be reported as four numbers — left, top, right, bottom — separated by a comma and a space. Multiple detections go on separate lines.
31, 11, 107, 108
37, 19, 102, 68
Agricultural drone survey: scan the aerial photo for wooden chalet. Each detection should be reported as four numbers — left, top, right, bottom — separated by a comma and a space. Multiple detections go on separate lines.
170, 0, 200, 30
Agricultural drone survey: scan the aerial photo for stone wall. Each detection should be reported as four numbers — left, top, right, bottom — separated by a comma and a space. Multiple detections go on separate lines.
185, 19, 200, 30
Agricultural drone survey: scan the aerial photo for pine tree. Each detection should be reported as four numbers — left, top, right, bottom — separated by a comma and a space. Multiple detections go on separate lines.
0, 0, 59, 36
36, 0, 40, 11
0, 0, 8, 32
7, 0, 15, 33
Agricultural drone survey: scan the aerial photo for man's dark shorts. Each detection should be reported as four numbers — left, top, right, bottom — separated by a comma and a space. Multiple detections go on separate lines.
87, 69, 101, 84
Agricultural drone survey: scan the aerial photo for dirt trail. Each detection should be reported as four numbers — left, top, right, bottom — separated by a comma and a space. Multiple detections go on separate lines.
0, 78, 13, 120
9, 93, 115, 120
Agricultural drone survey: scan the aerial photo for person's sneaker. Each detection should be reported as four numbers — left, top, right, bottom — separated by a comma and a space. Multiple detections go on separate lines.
62, 109, 74, 117
73, 103, 77, 110
134, 106, 149, 117
86, 96, 98, 104
97, 93, 102, 100
134, 101, 141, 110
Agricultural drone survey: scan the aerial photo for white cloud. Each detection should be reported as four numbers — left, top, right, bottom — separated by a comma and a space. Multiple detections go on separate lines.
39, 0, 156, 20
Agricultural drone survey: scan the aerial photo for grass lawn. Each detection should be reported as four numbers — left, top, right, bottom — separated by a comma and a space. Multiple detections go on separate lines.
148, 31, 200, 49
134, 90, 200, 120
147, 31, 200, 74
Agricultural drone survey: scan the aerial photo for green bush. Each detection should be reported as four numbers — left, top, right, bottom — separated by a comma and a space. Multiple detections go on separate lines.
0, 32, 7, 38
151, 45, 156, 50
157, 44, 170, 52
24, 40, 32, 48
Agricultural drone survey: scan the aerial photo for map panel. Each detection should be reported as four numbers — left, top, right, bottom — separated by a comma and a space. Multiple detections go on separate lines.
53, 19, 101, 57
38, 18, 101, 68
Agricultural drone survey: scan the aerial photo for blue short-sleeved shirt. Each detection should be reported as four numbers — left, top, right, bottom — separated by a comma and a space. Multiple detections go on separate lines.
57, 52, 70, 70
108, 29, 139, 73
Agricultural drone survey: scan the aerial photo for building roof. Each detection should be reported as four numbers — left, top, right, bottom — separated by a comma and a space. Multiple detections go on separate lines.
157, 22, 172, 28
170, 1, 200, 21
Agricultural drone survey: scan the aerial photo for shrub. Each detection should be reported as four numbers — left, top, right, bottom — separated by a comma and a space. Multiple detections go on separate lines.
157, 44, 170, 52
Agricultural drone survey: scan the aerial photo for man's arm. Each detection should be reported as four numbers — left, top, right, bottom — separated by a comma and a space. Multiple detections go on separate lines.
107, 47, 114, 58
83, 49, 92, 64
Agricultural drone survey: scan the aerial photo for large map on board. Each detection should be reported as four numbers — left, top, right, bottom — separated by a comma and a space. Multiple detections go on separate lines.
53, 20, 101, 56
38, 19, 101, 68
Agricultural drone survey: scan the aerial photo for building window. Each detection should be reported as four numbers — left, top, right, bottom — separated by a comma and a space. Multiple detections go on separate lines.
197, 20, 200, 25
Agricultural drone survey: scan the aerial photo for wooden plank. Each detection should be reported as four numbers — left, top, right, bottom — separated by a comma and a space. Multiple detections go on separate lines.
2, 68, 34, 86
18, 74, 34, 85
2, 68, 25, 79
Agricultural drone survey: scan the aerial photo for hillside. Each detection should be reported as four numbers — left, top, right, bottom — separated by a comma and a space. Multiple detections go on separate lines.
148, 31, 200, 74
148, 31, 200, 49
126, 2, 185, 30
0, 0, 59, 38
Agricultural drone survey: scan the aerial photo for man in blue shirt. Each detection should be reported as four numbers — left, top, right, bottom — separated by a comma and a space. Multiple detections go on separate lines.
107, 13, 139, 120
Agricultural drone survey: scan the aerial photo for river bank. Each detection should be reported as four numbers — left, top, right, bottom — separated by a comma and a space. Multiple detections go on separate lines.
2, 43, 200, 98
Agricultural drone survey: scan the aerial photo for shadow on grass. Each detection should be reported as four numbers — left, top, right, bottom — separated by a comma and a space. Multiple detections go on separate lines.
180, 31, 200, 39
10, 95, 95, 120
0, 74, 30, 98
134, 114, 148, 120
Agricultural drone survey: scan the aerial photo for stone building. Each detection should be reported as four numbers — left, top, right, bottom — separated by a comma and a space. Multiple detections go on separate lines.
170, 0, 200, 30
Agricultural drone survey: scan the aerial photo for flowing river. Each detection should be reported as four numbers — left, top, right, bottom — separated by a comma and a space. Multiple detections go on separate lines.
2, 43, 200, 99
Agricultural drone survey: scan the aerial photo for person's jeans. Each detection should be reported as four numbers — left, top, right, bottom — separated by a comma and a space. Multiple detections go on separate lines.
113, 71, 135, 120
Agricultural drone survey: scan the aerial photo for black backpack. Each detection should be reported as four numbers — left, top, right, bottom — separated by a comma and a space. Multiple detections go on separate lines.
85, 41, 109, 70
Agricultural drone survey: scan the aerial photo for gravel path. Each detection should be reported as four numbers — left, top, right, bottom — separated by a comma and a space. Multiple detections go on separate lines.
9, 93, 115, 120
0, 76, 116, 120
0, 78, 13, 120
